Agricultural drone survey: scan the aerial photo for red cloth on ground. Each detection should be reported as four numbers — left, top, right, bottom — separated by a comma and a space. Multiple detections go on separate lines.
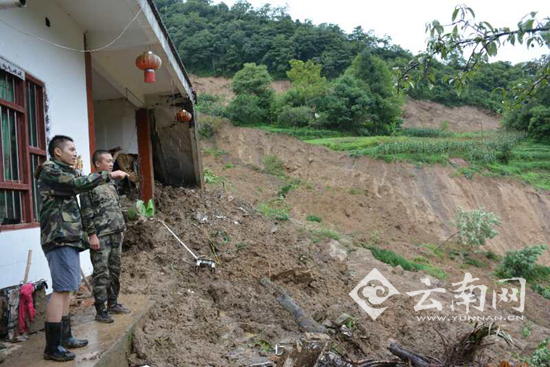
18, 283, 35, 333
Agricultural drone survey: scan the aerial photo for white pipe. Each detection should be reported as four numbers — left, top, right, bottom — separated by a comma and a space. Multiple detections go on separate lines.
0, 0, 26, 10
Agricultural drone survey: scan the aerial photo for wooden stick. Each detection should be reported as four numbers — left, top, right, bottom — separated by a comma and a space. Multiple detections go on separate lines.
80, 267, 93, 294
23, 249, 32, 283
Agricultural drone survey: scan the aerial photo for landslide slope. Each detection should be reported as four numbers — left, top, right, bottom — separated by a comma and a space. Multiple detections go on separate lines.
206, 122, 550, 264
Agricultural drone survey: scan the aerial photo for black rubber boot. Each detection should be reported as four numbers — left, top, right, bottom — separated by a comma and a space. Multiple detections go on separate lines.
95, 304, 114, 324
43, 322, 76, 362
61, 315, 88, 349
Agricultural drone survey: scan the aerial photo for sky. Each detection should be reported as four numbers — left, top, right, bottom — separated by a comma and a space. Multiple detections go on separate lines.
213, 0, 550, 64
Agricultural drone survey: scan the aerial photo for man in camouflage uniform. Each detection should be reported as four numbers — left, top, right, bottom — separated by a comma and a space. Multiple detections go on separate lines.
37, 136, 127, 362
81, 150, 130, 323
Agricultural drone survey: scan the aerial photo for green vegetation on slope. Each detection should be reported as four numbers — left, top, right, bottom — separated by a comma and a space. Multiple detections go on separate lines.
307, 129, 550, 190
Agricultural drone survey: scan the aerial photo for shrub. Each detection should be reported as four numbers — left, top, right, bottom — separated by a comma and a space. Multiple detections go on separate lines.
226, 94, 268, 125
277, 106, 314, 127
196, 93, 226, 117
495, 244, 547, 280
532, 284, 550, 300
456, 207, 501, 247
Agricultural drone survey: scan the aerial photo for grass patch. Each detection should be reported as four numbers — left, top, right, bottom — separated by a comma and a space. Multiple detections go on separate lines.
263, 155, 285, 177
307, 215, 322, 223
484, 250, 502, 262
464, 257, 487, 268
203, 147, 227, 157
420, 243, 444, 260
308, 227, 341, 242
369, 245, 447, 280
256, 201, 289, 221
277, 178, 301, 198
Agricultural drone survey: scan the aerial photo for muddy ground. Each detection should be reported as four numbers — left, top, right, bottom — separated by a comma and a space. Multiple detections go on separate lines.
122, 127, 550, 366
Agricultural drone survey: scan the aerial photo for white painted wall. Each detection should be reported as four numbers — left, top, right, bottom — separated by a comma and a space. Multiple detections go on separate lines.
95, 99, 139, 155
0, 2, 94, 289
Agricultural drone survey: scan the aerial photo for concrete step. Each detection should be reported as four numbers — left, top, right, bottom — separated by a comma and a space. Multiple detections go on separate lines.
3, 294, 153, 367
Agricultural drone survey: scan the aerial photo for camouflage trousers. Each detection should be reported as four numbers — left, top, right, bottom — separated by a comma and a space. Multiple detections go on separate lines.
90, 233, 123, 307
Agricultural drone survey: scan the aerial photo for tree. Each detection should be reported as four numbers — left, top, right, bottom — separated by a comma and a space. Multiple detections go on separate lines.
503, 82, 550, 141
229, 63, 275, 124
286, 60, 327, 107
318, 74, 373, 132
232, 63, 274, 107
347, 51, 404, 134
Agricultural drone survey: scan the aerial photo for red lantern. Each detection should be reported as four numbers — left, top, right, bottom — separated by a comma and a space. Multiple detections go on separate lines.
176, 109, 192, 122
135, 51, 162, 83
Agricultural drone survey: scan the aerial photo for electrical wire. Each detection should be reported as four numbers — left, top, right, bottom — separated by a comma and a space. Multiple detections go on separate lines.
0, 7, 143, 53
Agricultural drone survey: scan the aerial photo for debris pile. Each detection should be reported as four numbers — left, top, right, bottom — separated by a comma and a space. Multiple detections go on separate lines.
119, 184, 533, 366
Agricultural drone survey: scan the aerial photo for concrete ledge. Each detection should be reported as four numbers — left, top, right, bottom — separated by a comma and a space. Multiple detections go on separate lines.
3, 294, 154, 367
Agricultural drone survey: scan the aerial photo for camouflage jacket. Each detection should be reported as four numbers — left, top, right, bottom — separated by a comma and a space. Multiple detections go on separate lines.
80, 182, 126, 238
36, 160, 110, 254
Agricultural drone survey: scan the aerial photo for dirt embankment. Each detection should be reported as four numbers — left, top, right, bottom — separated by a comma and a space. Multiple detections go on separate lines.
402, 99, 501, 132
209, 123, 550, 264
190, 76, 501, 133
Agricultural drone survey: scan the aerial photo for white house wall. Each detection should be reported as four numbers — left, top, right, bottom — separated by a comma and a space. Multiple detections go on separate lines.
0, 2, 94, 288
94, 99, 139, 155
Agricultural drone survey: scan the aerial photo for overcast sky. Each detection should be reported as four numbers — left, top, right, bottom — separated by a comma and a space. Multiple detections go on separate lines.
213, 0, 550, 64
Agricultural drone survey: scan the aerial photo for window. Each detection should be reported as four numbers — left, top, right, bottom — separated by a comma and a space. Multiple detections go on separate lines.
0, 68, 46, 229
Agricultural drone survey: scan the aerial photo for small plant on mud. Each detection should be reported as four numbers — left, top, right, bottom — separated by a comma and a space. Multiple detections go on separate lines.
307, 215, 322, 223
370, 230, 381, 245
263, 155, 285, 177
256, 201, 289, 221
204, 168, 222, 184
128, 199, 155, 220
277, 179, 301, 198
522, 321, 533, 338
524, 337, 550, 367
309, 227, 340, 242
456, 207, 501, 247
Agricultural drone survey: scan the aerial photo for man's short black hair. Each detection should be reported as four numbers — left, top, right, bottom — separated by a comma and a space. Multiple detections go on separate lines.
92, 149, 112, 166
48, 135, 74, 158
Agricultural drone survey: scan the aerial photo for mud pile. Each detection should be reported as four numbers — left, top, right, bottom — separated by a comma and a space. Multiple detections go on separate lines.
120, 184, 545, 367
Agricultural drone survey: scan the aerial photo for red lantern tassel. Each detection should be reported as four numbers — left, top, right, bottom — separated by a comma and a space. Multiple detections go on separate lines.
144, 69, 156, 83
